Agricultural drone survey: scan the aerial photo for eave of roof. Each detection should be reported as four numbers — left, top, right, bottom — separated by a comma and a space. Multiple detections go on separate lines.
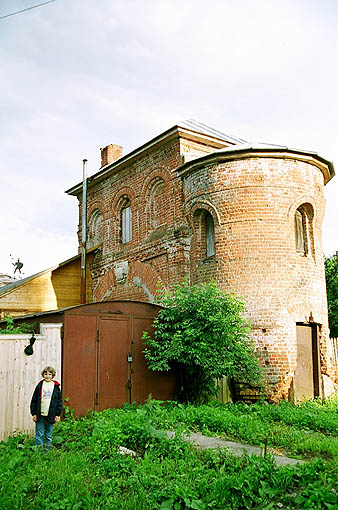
0, 299, 164, 325
176, 142, 335, 185
179, 119, 247, 145
0, 307, 69, 323
0, 266, 60, 298
65, 120, 246, 196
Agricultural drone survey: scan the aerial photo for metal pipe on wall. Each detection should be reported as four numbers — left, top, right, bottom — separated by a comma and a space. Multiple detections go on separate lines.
80, 159, 87, 304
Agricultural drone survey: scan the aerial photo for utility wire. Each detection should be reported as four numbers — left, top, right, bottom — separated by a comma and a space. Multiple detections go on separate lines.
0, 0, 57, 20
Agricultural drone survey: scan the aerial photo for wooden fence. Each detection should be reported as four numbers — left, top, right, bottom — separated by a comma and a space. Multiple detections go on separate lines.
329, 337, 338, 367
0, 324, 62, 442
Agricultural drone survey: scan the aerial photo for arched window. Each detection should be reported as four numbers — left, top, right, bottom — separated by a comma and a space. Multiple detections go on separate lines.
205, 212, 215, 257
87, 209, 103, 249
192, 208, 216, 259
295, 204, 314, 256
146, 177, 166, 230
121, 198, 132, 244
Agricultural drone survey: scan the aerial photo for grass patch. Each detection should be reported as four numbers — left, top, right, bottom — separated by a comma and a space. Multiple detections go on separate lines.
1, 397, 338, 509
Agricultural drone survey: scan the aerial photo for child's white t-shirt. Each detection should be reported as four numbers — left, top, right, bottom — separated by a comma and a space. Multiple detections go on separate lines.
41, 381, 54, 416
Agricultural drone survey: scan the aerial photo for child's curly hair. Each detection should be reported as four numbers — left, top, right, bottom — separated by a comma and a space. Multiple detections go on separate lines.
41, 366, 56, 378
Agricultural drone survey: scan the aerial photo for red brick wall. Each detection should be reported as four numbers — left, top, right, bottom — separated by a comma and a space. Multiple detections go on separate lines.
83, 137, 187, 307
76, 135, 336, 401
181, 155, 336, 399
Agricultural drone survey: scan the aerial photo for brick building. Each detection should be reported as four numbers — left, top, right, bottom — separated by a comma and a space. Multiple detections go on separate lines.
66, 120, 337, 401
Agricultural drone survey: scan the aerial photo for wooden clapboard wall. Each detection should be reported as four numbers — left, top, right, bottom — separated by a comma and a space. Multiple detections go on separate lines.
0, 251, 96, 319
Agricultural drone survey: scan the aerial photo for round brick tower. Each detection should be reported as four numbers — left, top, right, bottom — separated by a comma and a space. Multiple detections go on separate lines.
178, 143, 337, 401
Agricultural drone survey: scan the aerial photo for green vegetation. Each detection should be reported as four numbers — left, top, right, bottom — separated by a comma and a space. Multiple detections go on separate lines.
0, 316, 37, 334
143, 281, 262, 404
1, 398, 338, 509
325, 254, 338, 337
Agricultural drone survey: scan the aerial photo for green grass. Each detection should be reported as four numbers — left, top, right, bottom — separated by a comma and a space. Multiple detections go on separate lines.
150, 399, 338, 459
1, 397, 338, 509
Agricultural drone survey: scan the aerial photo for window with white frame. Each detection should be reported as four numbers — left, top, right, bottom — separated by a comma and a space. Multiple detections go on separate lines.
121, 203, 132, 243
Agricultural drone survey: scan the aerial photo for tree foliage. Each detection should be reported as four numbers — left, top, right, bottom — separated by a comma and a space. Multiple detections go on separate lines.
0, 316, 36, 334
324, 254, 338, 337
143, 281, 263, 404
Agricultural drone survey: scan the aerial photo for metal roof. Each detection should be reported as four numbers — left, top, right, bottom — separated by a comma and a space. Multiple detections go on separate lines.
178, 119, 247, 144
65, 120, 245, 195
176, 142, 335, 184
213, 141, 317, 153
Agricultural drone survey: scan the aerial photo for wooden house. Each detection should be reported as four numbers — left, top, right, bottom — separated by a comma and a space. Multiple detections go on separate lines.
0, 248, 97, 320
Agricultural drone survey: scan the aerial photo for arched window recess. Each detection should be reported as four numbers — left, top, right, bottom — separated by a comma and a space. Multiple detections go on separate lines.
192, 208, 216, 259
205, 212, 215, 257
120, 197, 132, 244
295, 203, 314, 257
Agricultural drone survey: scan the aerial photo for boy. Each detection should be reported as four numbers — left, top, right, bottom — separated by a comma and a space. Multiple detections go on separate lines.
30, 366, 62, 449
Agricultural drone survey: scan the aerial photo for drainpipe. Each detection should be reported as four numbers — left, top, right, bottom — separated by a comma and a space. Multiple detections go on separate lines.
80, 159, 87, 304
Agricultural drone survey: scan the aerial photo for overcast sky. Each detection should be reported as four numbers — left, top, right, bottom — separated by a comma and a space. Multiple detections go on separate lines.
1, 0, 337, 279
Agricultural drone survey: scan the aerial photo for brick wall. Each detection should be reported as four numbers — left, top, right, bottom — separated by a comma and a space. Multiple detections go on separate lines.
74, 131, 337, 401
180, 154, 337, 400
85, 137, 187, 306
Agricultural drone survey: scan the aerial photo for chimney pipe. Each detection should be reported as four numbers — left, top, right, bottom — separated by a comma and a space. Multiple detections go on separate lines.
100, 144, 123, 167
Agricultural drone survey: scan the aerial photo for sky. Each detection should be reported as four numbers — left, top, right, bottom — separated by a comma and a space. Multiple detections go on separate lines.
1, 0, 337, 279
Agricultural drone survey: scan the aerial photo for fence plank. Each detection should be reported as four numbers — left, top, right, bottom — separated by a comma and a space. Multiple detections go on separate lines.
0, 324, 61, 442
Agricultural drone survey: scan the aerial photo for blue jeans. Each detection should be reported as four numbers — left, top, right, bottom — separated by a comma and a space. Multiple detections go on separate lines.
35, 418, 54, 448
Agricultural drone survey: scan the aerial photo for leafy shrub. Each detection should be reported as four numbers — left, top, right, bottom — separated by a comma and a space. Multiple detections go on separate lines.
325, 254, 338, 337
143, 281, 263, 404
0, 316, 37, 334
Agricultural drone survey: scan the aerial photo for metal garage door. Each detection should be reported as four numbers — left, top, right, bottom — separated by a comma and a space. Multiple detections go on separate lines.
62, 301, 175, 416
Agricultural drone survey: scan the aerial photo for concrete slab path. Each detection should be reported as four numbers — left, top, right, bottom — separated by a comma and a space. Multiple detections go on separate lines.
165, 431, 305, 467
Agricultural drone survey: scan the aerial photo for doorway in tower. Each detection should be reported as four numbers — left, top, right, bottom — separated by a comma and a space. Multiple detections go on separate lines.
294, 323, 321, 401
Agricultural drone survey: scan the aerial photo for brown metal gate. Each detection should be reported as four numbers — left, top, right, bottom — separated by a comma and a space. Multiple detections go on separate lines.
294, 323, 321, 401
62, 301, 175, 416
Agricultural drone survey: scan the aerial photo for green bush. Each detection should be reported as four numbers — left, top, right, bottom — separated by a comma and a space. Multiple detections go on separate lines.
143, 281, 263, 404
325, 254, 338, 337
0, 316, 37, 334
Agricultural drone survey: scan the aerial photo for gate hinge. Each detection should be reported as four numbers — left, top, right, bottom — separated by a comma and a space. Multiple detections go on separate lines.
95, 392, 99, 405
96, 330, 99, 342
